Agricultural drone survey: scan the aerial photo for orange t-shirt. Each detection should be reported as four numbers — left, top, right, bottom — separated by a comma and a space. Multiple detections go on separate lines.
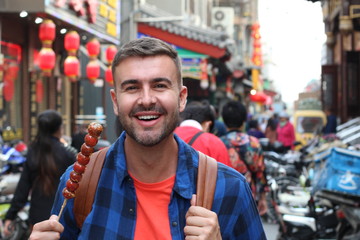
130, 173, 175, 240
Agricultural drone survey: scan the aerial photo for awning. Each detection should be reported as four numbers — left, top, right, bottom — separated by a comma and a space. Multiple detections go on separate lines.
137, 4, 229, 59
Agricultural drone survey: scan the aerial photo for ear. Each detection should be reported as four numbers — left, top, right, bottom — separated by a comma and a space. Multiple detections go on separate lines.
110, 89, 119, 116
179, 86, 188, 112
201, 120, 212, 133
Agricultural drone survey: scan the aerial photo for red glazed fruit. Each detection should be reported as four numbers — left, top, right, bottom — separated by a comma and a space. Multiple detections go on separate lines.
80, 144, 94, 156
66, 179, 79, 192
84, 134, 98, 147
62, 188, 76, 199
77, 153, 90, 165
70, 171, 82, 183
73, 162, 86, 174
87, 122, 103, 137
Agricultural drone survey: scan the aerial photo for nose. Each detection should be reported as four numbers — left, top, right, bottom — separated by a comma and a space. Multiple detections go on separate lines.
137, 88, 156, 107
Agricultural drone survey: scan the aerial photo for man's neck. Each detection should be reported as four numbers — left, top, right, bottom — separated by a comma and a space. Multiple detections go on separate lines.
124, 134, 178, 183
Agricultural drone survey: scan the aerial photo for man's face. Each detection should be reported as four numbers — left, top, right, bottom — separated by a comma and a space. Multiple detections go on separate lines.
110, 55, 187, 146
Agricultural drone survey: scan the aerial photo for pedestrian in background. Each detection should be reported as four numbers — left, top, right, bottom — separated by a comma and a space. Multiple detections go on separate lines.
265, 117, 278, 144
70, 124, 87, 152
212, 105, 227, 137
323, 107, 337, 135
220, 100, 269, 216
4, 110, 76, 236
175, 100, 231, 166
276, 111, 295, 151
247, 119, 266, 139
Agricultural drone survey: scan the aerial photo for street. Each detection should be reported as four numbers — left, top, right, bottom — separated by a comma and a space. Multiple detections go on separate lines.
263, 222, 279, 240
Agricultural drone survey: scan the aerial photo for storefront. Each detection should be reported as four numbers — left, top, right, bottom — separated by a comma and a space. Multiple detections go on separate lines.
0, 0, 120, 143
135, 3, 232, 105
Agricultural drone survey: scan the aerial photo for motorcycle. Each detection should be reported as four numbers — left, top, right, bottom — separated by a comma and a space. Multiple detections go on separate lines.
316, 190, 360, 240
0, 142, 29, 240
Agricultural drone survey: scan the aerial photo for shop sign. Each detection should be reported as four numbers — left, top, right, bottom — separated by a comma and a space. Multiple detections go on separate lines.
46, 0, 120, 44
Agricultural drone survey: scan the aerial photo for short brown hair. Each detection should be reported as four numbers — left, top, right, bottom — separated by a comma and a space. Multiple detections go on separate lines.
112, 37, 182, 87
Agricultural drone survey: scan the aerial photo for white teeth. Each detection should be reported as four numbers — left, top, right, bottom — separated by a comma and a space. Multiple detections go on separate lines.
138, 115, 158, 120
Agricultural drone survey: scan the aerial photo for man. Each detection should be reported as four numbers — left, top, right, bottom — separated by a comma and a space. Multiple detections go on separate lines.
29, 37, 266, 240
175, 100, 231, 166
220, 101, 269, 216
323, 107, 337, 135
277, 111, 295, 151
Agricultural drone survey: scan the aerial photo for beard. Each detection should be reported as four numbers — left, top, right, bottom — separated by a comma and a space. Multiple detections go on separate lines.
117, 104, 180, 147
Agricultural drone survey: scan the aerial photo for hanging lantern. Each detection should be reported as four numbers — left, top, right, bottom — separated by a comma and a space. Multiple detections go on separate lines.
105, 66, 113, 86
38, 48, 56, 76
64, 56, 79, 82
86, 38, 100, 83
38, 19, 56, 76
39, 19, 56, 46
86, 60, 100, 82
64, 31, 80, 53
64, 31, 80, 82
3, 78, 14, 102
250, 91, 267, 104
106, 45, 117, 64
104, 45, 117, 86
253, 39, 261, 48
251, 22, 263, 67
86, 38, 100, 58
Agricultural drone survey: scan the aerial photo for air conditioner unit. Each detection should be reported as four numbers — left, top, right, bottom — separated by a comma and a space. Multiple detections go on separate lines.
211, 7, 234, 37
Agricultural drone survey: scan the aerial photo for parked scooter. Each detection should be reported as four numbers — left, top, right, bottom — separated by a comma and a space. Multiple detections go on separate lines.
0, 142, 29, 239
316, 190, 360, 240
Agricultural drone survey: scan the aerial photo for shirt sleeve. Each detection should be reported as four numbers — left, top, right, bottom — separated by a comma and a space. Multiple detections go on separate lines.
51, 166, 80, 240
215, 167, 267, 240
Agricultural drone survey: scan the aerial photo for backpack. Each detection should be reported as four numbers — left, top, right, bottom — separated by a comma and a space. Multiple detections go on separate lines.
73, 147, 217, 228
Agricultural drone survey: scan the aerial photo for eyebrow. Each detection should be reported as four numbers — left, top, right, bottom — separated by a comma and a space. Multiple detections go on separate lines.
120, 78, 173, 88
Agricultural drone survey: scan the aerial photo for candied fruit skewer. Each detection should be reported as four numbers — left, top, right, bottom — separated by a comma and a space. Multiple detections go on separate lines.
57, 122, 103, 221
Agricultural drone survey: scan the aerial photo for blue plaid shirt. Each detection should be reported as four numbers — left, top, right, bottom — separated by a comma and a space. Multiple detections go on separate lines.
51, 132, 266, 239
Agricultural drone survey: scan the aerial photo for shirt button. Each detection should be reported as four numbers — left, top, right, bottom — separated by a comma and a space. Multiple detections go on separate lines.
129, 208, 134, 213
172, 222, 178, 227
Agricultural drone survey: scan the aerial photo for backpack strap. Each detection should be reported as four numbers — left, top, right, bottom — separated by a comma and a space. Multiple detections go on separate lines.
74, 147, 109, 228
73, 147, 218, 228
187, 131, 204, 146
196, 151, 218, 210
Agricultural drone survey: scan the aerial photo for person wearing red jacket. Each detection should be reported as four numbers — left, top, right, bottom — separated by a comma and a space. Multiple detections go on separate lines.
276, 111, 296, 151
174, 101, 231, 167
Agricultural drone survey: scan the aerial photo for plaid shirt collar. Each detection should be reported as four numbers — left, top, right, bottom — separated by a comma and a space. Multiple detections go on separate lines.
113, 132, 195, 201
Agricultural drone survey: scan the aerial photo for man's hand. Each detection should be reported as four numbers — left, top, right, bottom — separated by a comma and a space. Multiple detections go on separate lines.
184, 194, 222, 240
29, 215, 64, 240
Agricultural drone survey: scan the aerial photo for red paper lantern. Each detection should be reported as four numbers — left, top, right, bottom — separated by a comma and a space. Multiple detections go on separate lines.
39, 19, 56, 43
38, 48, 56, 76
86, 60, 100, 82
64, 56, 79, 79
250, 91, 267, 103
4, 64, 19, 82
253, 39, 261, 48
106, 45, 117, 63
86, 38, 100, 57
3, 78, 14, 102
105, 66, 113, 86
64, 31, 80, 53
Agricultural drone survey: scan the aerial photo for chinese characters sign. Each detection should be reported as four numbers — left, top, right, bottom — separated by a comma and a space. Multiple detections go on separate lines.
46, 0, 120, 44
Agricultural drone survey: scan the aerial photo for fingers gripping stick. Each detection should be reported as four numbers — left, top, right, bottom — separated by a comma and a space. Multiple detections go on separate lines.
58, 122, 103, 221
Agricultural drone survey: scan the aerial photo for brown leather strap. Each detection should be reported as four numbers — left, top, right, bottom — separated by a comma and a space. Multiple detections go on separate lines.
74, 147, 109, 228
196, 152, 218, 210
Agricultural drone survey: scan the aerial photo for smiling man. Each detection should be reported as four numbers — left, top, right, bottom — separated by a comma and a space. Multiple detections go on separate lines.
29, 37, 266, 240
